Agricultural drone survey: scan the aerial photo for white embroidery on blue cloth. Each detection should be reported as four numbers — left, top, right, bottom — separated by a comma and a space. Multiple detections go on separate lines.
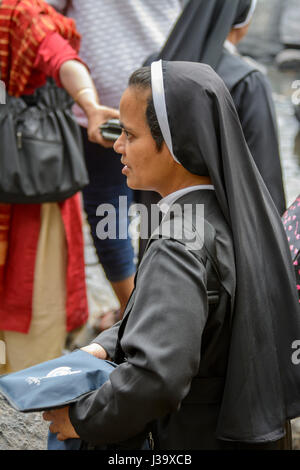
25, 367, 82, 386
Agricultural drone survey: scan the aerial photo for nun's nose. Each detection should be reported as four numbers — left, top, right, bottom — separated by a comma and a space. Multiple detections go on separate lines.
113, 133, 125, 155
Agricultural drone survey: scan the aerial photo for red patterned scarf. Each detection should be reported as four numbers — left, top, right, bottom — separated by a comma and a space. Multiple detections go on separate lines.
0, 0, 81, 96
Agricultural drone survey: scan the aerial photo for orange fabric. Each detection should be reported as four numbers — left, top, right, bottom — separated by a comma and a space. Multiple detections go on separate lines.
0, 0, 81, 97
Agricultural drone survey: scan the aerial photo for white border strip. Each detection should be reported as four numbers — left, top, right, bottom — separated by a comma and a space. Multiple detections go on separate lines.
233, 0, 257, 29
151, 60, 181, 164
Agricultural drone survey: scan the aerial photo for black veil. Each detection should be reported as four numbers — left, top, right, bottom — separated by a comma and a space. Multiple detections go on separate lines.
151, 59, 300, 442
147, 0, 256, 69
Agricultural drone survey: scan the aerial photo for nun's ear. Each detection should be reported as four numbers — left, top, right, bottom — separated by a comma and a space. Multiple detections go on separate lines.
227, 23, 250, 44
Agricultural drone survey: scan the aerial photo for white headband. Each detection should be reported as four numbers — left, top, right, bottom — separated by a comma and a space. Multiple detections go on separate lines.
151, 60, 181, 165
233, 0, 257, 29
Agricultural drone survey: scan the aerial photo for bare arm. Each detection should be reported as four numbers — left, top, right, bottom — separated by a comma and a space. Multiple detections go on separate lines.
59, 60, 119, 147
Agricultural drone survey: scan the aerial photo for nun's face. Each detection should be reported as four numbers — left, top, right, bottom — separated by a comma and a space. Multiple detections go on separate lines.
114, 86, 174, 193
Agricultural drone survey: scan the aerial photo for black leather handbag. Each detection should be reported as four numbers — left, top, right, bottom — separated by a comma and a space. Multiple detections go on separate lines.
0, 79, 89, 204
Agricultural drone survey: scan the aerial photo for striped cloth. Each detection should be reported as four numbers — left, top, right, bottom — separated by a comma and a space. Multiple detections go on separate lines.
0, 0, 81, 96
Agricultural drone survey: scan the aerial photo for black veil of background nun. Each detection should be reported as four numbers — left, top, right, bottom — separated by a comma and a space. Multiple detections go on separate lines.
139, 0, 286, 241
151, 59, 300, 443
148, 0, 256, 68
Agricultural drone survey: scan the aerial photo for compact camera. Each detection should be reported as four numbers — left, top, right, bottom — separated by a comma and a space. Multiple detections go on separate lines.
99, 119, 122, 141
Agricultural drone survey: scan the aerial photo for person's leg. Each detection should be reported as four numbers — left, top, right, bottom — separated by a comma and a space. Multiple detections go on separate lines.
81, 128, 136, 316
0, 203, 67, 373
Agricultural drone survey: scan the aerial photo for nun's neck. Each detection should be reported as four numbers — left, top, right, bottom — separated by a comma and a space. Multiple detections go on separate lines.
159, 174, 212, 198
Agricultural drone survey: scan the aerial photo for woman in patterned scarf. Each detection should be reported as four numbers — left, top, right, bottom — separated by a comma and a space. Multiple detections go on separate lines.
0, 0, 117, 373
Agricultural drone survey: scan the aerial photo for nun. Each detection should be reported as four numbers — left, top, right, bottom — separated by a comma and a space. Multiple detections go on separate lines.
138, 0, 286, 260
43, 61, 300, 450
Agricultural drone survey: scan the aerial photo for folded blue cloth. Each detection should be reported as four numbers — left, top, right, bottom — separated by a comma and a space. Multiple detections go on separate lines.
0, 349, 117, 450
0, 349, 116, 412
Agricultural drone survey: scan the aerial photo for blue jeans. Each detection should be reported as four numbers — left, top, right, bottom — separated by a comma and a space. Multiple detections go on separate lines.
81, 128, 135, 282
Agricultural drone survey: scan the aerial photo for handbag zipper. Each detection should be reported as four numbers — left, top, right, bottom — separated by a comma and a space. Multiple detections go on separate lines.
16, 132, 62, 148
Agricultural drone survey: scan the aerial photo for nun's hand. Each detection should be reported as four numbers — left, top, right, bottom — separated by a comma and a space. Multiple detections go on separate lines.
43, 407, 80, 441
81, 343, 107, 360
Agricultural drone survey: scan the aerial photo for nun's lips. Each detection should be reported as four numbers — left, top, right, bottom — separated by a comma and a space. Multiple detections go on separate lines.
121, 160, 131, 174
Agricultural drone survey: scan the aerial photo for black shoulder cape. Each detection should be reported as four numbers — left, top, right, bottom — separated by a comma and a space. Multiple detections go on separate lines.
152, 60, 300, 442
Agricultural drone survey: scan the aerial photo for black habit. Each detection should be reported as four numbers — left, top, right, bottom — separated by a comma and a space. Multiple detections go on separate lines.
138, 0, 286, 247
68, 61, 300, 449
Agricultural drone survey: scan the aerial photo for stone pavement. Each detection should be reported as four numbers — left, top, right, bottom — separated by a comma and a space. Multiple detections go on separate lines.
0, 394, 48, 450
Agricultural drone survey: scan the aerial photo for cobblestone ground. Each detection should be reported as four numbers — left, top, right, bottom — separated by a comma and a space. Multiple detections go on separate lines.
0, 395, 48, 450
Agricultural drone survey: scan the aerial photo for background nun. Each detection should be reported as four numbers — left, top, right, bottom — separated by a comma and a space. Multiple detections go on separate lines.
43, 60, 300, 450
138, 0, 286, 259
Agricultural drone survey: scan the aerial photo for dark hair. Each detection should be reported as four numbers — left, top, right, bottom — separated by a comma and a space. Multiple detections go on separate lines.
128, 66, 164, 151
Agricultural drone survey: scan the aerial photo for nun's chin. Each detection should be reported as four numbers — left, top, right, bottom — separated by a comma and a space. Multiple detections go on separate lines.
127, 180, 142, 190
122, 168, 137, 189
125, 175, 138, 190
126, 177, 155, 192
